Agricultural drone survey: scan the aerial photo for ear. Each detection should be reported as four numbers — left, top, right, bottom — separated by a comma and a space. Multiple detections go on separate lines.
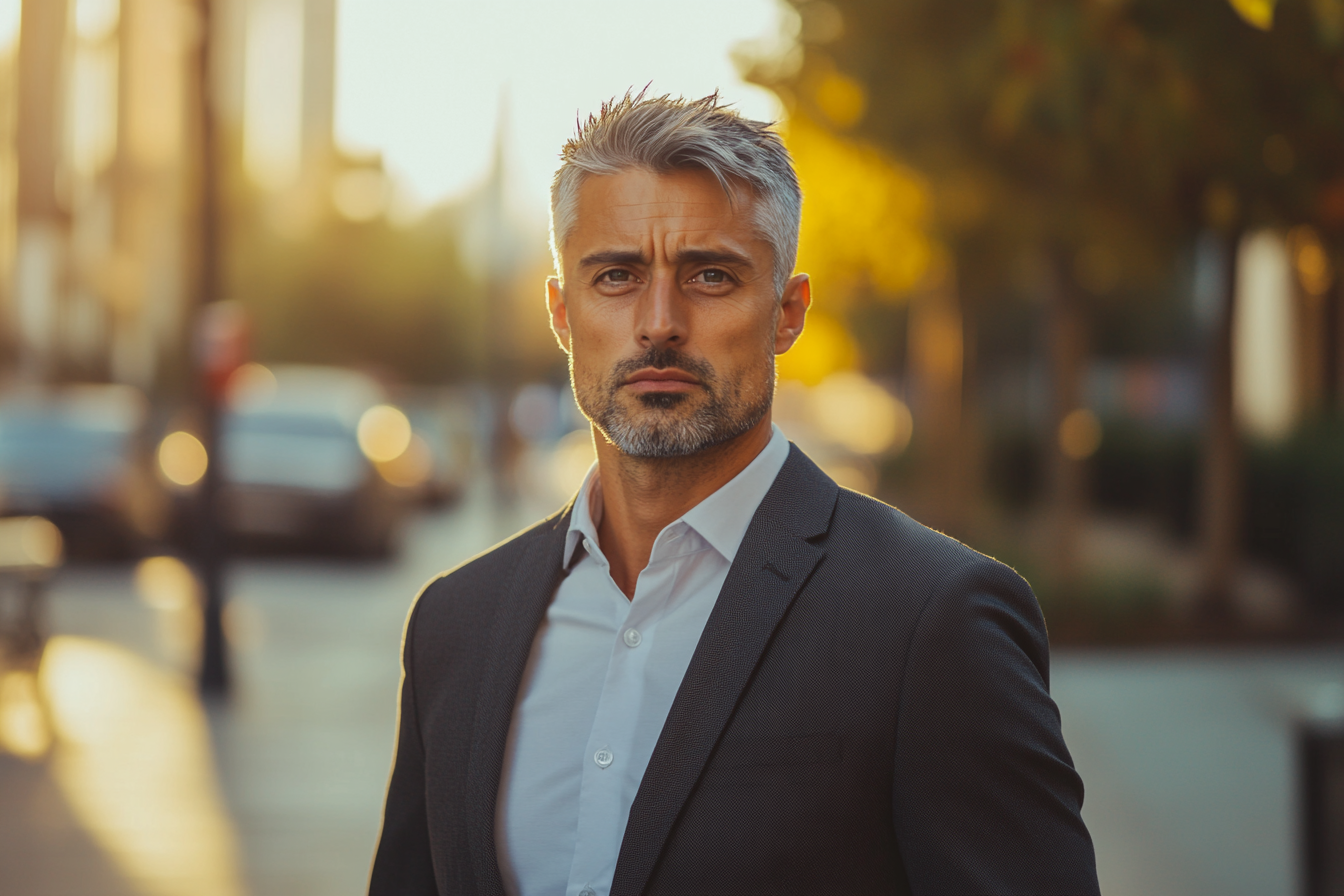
547, 277, 572, 353
774, 273, 811, 354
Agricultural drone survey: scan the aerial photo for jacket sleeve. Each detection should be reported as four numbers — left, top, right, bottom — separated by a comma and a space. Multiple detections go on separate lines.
892, 558, 1100, 895
368, 599, 439, 895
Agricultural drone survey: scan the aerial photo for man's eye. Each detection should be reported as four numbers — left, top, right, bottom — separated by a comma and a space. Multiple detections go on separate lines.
598, 270, 632, 283
695, 269, 730, 284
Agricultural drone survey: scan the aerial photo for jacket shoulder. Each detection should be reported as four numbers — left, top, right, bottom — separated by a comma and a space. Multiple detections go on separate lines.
829, 488, 1028, 592
412, 506, 569, 616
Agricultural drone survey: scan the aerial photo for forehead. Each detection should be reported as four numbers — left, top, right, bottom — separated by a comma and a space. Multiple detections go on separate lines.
566, 168, 761, 257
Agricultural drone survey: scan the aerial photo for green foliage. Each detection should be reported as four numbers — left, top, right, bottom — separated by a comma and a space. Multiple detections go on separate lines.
229, 208, 481, 384
759, 0, 1344, 301
1244, 417, 1344, 611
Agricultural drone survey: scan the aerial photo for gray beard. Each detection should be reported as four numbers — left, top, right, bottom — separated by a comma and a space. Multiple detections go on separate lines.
575, 347, 773, 459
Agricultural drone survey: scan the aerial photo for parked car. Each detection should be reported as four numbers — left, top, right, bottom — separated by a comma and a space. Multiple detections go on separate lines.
399, 387, 475, 507
215, 364, 408, 556
0, 384, 166, 557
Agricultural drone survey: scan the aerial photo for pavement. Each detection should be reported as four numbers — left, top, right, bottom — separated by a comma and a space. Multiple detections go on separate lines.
1, 480, 1341, 896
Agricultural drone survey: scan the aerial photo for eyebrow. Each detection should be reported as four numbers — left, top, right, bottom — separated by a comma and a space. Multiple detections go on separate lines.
577, 247, 755, 270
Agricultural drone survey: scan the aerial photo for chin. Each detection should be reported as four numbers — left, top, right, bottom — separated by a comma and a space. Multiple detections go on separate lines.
636, 392, 691, 410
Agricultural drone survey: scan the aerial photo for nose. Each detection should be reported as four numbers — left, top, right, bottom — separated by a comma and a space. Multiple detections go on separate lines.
635, 270, 687, 350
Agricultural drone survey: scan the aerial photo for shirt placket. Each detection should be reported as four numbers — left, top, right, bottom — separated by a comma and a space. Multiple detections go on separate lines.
565, 540, 676, 896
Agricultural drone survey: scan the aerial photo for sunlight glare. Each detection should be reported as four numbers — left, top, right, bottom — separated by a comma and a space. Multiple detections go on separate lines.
245, 0, 304, 188
40, 636, 245, 896
334, 0, 786, 211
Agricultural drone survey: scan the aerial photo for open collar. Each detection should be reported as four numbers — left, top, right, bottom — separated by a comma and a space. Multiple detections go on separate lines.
563, 424, 791, 569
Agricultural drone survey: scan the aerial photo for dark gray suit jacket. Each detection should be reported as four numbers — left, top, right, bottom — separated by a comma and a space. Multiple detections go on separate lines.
369, 445, 1099, 895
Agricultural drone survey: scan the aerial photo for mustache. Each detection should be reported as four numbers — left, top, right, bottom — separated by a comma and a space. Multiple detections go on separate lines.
608, 347, 717, 388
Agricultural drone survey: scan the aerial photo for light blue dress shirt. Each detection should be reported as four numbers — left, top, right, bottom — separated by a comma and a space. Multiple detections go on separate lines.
495, 424, 791, 896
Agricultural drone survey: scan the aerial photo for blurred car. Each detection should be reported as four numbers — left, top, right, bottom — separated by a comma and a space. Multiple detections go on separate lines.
0, 384, 167, 557
214, 364, 409, 556
400, 388, 474, 507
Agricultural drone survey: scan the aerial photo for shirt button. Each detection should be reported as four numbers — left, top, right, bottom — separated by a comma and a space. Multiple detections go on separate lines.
579, 889, 597, 896
623, 628, 642, 648
593, 748, 614, 769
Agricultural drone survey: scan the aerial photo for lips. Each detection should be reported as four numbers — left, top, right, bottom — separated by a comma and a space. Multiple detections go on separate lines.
623, 368, 701, 393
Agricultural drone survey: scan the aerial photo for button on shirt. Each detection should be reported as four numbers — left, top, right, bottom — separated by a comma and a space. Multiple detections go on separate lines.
495, 425, 791, 896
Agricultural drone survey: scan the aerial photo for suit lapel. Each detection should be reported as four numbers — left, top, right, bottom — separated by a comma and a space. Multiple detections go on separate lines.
611, 446, 840, 896
464, 509, 571, 896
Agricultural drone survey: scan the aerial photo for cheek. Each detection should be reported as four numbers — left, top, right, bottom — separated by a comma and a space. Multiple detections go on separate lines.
566, 320, 616, 385
706, 304, 778, 359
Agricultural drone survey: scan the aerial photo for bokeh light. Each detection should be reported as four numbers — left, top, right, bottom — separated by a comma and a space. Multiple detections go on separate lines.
551, 428, 597, 499
376, 432, 434, 488
158, 431, 209, 488
1058, 409, 1103, 461
357, 404, 413, 463
225, 362, 279, 406
134, 556, 200, 612
0, 516, 65, 569
808, 372, 912, 456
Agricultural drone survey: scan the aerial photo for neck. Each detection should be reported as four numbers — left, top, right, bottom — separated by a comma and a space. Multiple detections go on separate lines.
592, 414, 773, 598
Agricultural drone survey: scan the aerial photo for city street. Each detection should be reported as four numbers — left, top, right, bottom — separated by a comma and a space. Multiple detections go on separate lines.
1, 480, 1341, 896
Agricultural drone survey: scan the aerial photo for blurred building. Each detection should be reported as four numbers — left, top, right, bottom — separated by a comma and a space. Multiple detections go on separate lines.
0, 0, 344, 394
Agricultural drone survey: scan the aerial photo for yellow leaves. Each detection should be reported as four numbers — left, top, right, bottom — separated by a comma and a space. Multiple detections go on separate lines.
813, 69, 867, 129
1227, 0, 1276, 30
784, 115, 934, 312
776, 311, 857, 386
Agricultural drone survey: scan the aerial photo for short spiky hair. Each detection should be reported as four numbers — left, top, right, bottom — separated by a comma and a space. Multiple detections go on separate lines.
549, 90, 802, 295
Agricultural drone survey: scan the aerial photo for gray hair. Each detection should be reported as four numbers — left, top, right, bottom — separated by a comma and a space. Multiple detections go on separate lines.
549, 91, 802, 296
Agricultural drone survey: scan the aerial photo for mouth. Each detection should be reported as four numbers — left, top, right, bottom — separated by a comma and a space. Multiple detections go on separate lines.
622, 368, 701, 394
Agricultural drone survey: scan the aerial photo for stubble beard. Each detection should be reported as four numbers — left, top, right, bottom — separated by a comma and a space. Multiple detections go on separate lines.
573, 346, 774, 459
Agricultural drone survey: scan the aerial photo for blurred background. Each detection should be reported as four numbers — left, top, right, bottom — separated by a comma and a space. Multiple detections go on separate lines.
0, 0, 1341, 894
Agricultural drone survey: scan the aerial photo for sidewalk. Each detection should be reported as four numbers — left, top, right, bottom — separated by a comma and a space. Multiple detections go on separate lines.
0, 482, 540, 896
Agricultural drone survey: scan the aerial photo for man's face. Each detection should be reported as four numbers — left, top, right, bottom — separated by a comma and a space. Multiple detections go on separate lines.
548, 167, 809, 458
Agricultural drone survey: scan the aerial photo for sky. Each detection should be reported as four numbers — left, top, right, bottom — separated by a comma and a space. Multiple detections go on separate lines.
0, 0, 790, 220
333, 0, 789, 217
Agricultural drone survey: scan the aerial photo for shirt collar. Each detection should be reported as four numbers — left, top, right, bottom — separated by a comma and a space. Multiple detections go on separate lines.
563, 424, 790, 569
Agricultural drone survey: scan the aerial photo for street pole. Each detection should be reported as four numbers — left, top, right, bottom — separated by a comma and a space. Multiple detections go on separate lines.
194, 0, 229, 696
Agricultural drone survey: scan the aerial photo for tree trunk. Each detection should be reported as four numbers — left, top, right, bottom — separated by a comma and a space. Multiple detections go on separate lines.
1046, 251, 1089, 601
908, 266, 965, 535
1194, 228, 1244, 619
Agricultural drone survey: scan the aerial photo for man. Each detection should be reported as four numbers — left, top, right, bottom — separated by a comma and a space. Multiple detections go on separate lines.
370, 93, 1099, 896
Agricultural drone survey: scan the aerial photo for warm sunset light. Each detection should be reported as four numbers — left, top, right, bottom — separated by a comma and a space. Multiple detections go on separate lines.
332, 0, 784, 207
39, 637, 245, 896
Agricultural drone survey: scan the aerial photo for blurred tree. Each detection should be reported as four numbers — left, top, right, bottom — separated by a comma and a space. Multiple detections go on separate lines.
749, 0, 1344, 614
769, 112, 933, 388
228, 199, 483, 385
